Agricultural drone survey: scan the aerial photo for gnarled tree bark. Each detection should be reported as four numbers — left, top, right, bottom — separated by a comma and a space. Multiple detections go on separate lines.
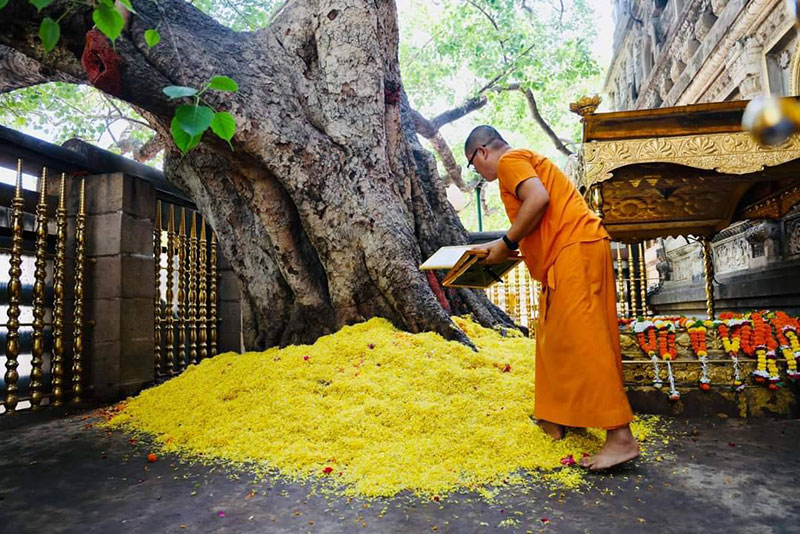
0, 0, 514, 348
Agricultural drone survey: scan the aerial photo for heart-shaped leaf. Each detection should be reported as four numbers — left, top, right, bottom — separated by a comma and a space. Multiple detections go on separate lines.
29, 0, 53, 12
162, 86, 197, 99
93, 5, 124, 42
171, 117, 202, 155
38, 17, 60, 52
175, 105, 214, 136
208, 76, 238, 92
144, 28, 160, 48
210, 111, 236, 147
117, 0, 137, 13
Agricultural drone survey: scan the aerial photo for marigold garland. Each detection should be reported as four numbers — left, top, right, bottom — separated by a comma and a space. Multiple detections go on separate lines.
688, 321, 710, 391
773, 312, 800, 381
749, 312, 781, 389
717, 320, 745, 391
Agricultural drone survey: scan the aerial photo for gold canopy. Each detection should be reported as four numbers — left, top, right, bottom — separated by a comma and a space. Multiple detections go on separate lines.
573, 98, 800, 241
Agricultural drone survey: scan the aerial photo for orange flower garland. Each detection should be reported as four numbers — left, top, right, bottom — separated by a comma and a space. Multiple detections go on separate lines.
655, 320, 679, 400
773, 312, 800, 381
688, 320, 711, 391
717, 320, 745, 391
751, 312, 779, 389
634, 321, 662, 389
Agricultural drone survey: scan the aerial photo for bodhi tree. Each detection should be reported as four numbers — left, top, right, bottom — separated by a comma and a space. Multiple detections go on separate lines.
1, 0, 528, 349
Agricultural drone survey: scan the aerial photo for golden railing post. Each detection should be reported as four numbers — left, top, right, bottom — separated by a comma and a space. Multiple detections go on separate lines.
198, 218, 208, 361
514, 265, 522, 323
30, 167, 48, 409
51, 173, 67, 406
188, 212, 198, 365
209, 231, 218, 357
3, 159, 24, 414
165, 205, 175, 375
71, 177, 86, 403
701, 236, 716, 320
615, 243, 626, 318
639, 242, 649, 318
153, 200, 163, 377
176, 208, 187, 371
627, 244, 638, 317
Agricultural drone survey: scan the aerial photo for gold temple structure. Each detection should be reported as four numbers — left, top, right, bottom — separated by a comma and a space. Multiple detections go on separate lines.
573, 97, 800, 241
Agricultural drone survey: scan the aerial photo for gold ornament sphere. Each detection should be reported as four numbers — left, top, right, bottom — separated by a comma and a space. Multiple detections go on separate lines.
742, 96, 798, 146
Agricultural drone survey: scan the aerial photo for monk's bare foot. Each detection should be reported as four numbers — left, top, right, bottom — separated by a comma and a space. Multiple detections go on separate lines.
580, 426, 639, 471
536, 419, 565, 440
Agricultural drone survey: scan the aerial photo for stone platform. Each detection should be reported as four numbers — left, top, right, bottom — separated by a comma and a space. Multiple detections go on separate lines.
1, 404, 798, 533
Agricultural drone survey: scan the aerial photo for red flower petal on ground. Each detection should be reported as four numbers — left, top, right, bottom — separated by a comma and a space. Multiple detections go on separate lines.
147, 453, 158, 463
323, 466, 333, 474
728, 442, 736, 447
303, 355, 310, 361
502, 364, 511, 373
540, 517, 550, 524
433, 495, 440, 502
560, 454, 576, 466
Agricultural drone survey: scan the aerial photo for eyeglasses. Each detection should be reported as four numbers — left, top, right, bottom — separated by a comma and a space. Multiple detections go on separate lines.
467, 144, 486, 170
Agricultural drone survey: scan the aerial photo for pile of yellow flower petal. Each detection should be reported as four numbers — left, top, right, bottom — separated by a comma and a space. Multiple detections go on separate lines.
106, 317, 658, 498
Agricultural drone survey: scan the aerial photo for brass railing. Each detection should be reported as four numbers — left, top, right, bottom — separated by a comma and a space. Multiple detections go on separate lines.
484, 241, 652, 334
485, 262, 541, 336
153, 200, 220, 378
1, 161, 88, 414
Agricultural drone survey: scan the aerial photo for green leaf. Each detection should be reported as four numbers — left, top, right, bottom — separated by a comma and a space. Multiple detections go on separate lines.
38, 17, 60, 52
208, 76, 238, 92
175, 105, 214, 136
93, 5, 125, 42
98, 0, 114, 6
29, 0, 53, 12
0, 0, 9, 10
210, 111, 236, 146
170, 116, 202, 155
162, 86, 198, 99
144, 29, 160, 48
117, 0, 137, 13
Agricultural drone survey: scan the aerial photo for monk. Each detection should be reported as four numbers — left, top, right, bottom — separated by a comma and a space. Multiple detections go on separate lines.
464, 125, 638, 470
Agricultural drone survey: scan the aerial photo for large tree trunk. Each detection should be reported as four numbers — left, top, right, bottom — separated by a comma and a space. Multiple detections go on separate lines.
0, 0, 514, 348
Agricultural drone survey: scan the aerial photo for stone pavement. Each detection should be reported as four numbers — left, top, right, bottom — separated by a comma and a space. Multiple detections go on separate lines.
1, 406, 798, 533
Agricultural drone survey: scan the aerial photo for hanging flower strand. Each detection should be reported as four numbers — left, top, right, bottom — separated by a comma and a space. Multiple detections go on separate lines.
750, 312, 780, 390
688, 320, 711, 391
655, 319, 679, 400
773, 312, 799, 381
635, 320, 661, 388
717, 316, 746, 392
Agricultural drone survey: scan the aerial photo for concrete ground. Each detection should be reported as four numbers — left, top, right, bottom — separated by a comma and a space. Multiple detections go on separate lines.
1, 406, 799, 534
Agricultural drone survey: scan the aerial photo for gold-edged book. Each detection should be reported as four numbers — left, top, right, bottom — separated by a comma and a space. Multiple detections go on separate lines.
419, 245, 523, 289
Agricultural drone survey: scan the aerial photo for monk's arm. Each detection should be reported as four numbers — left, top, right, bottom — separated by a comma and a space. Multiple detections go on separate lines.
506, 178, 550, 244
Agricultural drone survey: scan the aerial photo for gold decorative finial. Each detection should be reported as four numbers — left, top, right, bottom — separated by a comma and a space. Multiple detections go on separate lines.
570, 95, 602, 119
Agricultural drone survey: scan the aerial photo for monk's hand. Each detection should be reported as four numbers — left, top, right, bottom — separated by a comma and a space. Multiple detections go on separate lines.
477, 238, 514, 265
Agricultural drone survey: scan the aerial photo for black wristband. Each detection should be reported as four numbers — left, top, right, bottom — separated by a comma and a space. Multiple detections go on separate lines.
502, 234, 519, 251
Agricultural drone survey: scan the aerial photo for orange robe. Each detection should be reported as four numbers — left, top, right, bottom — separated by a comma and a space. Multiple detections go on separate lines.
497, 149, 633, 429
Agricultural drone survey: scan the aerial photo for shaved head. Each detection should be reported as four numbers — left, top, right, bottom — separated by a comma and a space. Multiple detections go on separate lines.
464, 125, 508, 156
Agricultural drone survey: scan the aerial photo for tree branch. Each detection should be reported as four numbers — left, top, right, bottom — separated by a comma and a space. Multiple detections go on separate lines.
491, 83, 574, 157
520, 87, 573, 156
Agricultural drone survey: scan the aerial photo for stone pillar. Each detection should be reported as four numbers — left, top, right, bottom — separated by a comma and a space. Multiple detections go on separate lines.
50, 173, 156, 401
216, 250, 243, 354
